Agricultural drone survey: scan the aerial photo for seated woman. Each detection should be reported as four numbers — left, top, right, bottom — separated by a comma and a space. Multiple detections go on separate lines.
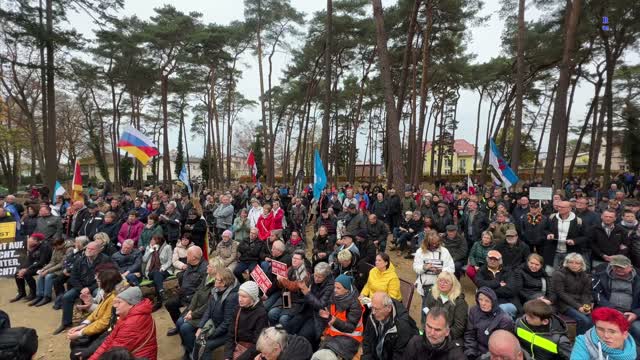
517, 253, 552, 306
285, 230, 306, 253
312, 275, 364, 360
141, 235, 174, 312
30, 236, 72, 307
211, 229, 239, 271
360, 253, 402, 301
312, 226, 334, 266
254, 326, 313, 360
172, 233, 196, 275
138, 214, 163, 253
68, 268, 123, 360
332, 249, 357, 279
571, 307, 638, 360
53, 236, 89, 310
551, 252, 593, 335
464, 287, 514, 360
88, 287, 157, 360
191, 266, 239, 360
413, 230, 455, 326
268, 250, 311, 327
223, 281, 268, 360
423, 271, 468, 340
466, 231, 495, 282
172, 257, 223, 348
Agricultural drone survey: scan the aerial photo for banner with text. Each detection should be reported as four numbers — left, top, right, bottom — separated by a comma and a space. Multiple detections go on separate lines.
0, 222, 26, 277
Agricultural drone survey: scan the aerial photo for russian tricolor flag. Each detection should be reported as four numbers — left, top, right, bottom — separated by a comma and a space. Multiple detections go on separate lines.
117, 127, 159, 165
489, 138, 519, 188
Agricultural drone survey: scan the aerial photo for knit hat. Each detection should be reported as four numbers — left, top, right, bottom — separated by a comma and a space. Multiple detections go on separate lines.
222, 229, 233, 238
239, 281, 260, 304
117, 286, 142, 305
335, 274, 352, 290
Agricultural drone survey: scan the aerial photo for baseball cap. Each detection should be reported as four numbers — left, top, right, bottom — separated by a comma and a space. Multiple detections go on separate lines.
505, 229, 517, 237
609, 255, 632, 268
487, 250, 502, 260
446, 225, 457, 232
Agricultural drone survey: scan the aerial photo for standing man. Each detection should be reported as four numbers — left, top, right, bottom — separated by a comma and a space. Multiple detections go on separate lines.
35, 204, 63, 242
159, 201, 181, 247
543, 201, 586, 272
590, 209, 629, 270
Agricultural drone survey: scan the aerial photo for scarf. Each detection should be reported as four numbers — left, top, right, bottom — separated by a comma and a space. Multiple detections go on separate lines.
290, 237, 302, 246
527, 213, 543, 225
584, 327, 637, 360
218, 238, 233, 248
148, 246, 162, 273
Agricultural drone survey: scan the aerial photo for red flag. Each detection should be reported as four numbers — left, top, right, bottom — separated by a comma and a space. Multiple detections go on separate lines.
247, 150, 257, 182
71, 160, 83, 202
467, 175, 476, 195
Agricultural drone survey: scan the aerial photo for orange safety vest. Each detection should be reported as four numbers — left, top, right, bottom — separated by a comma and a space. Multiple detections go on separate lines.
323, 303, 364, 342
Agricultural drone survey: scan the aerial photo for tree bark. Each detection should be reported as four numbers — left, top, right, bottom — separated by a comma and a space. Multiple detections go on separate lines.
255, 0, 272, 185
473, 88, 484, 174
568, 81, 600, 178
44, 0, 57, 191
533, 87, 556, 177
511, 0, 525, 172
320, 0, 333, 165
371, 0, 405, 191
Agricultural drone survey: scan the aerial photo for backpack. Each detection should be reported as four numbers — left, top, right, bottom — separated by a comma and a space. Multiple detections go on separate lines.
0, 310, 9, 330
0, 327, 38, 360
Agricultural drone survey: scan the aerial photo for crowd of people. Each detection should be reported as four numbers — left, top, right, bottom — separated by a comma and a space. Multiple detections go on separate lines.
1, 173, 640, 360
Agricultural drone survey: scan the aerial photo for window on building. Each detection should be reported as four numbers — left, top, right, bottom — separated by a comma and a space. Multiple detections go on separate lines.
444, 159, 453, 168
445, 169, 452, 175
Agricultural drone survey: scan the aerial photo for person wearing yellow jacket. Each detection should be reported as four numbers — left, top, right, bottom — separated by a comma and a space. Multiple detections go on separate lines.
360, 253, 402, 301
67, 267, 122, 359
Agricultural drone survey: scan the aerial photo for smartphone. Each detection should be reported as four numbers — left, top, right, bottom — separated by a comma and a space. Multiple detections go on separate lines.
282, 291, 291, 309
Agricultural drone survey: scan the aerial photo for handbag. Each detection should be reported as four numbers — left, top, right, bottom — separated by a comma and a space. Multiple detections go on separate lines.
232, 310, 252, 360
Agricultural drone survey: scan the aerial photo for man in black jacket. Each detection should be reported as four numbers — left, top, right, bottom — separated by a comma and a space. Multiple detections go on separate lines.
234, 227, 267, 282
543, 201, 587, 272
10, 232, 52, 302
54, 240, 111, 334
404, 307, 464, 360
363, 292, 419, 360
166, 246, 206, 334
476, 250, 521, 319
386, 188, 402, 231
111, 239, 142, 286
516, 200, 548, 253
78, 203, 103, 239
69, 201, 91, 238
367, 214, 389, 252
460, 200, 489, 247
442, 225, 467, 278
590, 209, 629, 270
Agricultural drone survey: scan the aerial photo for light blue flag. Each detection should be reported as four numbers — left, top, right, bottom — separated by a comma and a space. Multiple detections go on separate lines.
313, 150, 327, 200
179, 164, 192, 194
53, 180, 66, 202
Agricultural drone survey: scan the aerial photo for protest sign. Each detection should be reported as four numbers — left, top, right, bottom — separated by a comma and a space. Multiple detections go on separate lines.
271, 260, 288, 278
529, 187, 553, 200
0, 222, 25, 277
250, 265, 272, 293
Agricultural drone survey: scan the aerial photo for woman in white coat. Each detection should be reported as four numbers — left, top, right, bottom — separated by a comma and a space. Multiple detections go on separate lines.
413, 229, 455, 326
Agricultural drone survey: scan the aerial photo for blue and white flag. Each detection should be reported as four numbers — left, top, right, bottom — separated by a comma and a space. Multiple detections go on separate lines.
53, 180, 66, 202
489, 138, 519, 188
179, 164, 192, 194
313, 150, 327, 200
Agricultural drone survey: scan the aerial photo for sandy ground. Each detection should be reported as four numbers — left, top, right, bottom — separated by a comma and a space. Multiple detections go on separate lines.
0, 229, 477, 360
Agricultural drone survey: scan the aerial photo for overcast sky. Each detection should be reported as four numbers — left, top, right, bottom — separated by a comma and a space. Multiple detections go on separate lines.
67, 0, 596, 161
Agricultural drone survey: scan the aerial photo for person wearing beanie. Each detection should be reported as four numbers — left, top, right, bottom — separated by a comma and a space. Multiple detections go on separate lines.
312, 272, 364, 360
224, 281, 268, 360
89, 287, 157, 360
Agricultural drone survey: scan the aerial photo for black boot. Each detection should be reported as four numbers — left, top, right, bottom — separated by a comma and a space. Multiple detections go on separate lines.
35, 296, 52, 307
152, 291, 165, 312
23, 293, 36, 302
53, 324, 70, 335
28, 296, 43, 306
9, 293, 25, 303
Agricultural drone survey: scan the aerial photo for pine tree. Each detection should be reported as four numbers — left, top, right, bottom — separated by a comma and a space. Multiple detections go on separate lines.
623, 101, 640, 174
174, 122, 184, 179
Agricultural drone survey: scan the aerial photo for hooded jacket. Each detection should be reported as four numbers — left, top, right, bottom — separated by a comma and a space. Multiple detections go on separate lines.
464, 287, 514, 359
361, 262, 402, 301
515, 314, 572, 360
320, 288, 364, 360
362, 300, 419, 360
89, 298, 157, 360
405, 334, 466, 360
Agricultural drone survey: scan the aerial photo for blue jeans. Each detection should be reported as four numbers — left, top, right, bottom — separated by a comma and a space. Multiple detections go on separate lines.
268, 307, 292, 327
564, 307, 593, 335
263, 291, 282, 311
62, 288, 81, 326
176, 316, 197, 357
260, 261, 272, 274
149, 270, 170, 294
125, 273, 140, 286
499, 303, 517, 320
36, 273, 57, 298
201, 334, 227, 360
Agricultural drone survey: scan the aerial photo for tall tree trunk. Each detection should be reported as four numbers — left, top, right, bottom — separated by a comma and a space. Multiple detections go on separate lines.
414, 4, 433, 185
44, 0, 57, 191
533, 88, 556, 177
371, 0, 405, 191
395, 0, 422, 118
511, 0, 526, 172
255, 0, 272, 185
38, 0, 47, 182
568, 81, 600, 177
544, 0, 581, 186
473, 88, 484, 174
182, 106, 191, 183
320, 0, 333, 165
161, 76, 171, 186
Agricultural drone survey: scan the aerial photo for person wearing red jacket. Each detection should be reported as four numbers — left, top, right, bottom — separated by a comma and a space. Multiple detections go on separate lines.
89, 286, 157, 360
271, 200, 285, 236
257, 203, 274, 241
117, 211, 145, 247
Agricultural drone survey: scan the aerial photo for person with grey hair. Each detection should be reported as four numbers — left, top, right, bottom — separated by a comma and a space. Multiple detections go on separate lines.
287, 262, 335, 348
159, 201, 181, 247
550, 252, 593, 335
213, 194, 234, 239
111, 239, 142, 286
268, 250, 310, 327
363, 292, 419, 360
52, 236, 90, 309
255, 326, 313, 360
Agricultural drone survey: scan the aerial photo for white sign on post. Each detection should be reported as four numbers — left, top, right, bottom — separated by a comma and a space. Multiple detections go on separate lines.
529, 187, 553, 200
